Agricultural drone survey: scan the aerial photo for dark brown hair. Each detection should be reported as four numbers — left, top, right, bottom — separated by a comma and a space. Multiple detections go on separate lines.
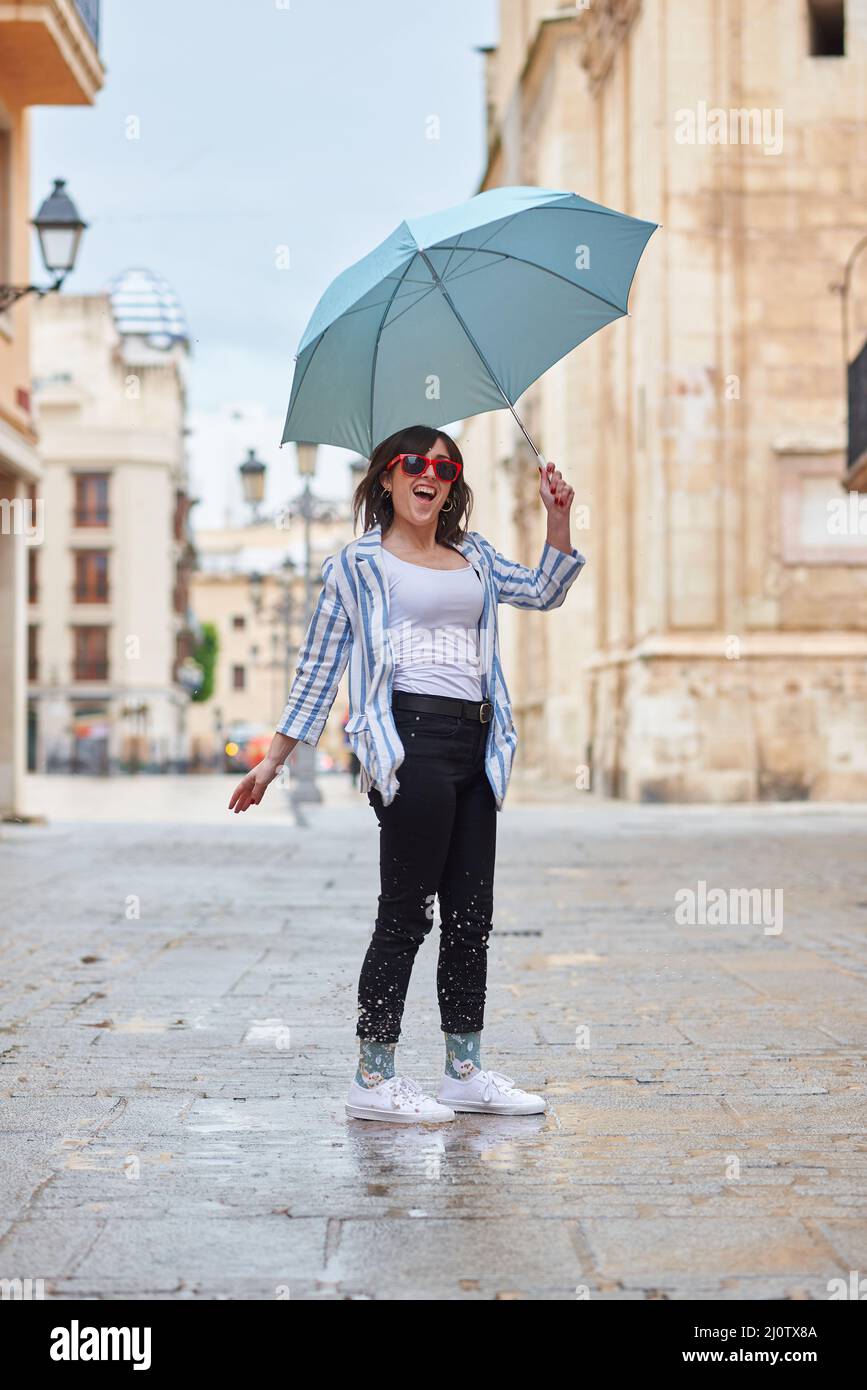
352, 425, 472, 546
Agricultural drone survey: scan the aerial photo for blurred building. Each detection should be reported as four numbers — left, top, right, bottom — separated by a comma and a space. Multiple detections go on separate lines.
464, 0, 867, 800
29, 268, 197, 773
188, 507, 355, 771
0, 0, 104, 814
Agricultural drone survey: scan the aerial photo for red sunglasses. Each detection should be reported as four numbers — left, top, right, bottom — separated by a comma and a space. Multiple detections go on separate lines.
385, 453, 463, 484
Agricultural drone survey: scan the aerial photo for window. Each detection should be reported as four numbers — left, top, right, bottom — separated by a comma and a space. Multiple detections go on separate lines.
232, 615, 246, 630
232, 665, 245, 690
28, 548, 38, 603
74, 550, 110, 602
28, 625, 38, 682
73, 627, 109, 681
808, 0, 845, 55
779, 454, 867, 564
74, 473, 110, 527
173, 489, 190, 542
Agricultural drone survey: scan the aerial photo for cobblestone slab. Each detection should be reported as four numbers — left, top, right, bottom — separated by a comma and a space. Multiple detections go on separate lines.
1, 778, 866, 1299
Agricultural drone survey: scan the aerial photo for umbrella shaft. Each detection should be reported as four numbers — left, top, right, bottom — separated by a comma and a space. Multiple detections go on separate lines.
505, 400, 546, 467
419, 250, 544, 466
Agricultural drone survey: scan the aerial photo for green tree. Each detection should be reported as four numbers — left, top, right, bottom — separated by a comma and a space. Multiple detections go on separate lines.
192, 621, 219, 703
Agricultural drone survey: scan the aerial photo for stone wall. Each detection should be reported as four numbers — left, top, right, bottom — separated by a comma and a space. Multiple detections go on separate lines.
590, 646, 867, 802
471, 0, 867, 802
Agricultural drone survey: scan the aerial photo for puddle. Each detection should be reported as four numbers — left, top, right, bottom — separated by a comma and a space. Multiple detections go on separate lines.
186, 1101, 277, 1134
243, 1019, 291, 1047
521, 951, 605, 970
112, 1016, 185, 1034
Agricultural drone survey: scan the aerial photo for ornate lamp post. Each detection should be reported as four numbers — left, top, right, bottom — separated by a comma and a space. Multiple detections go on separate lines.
296, 442, 317, 624
238, 448, 267, 524
278, 556, 296, 722
237, 444, 326, 813
237, 447, 268, 522
248, 568, 264, 615
0, 179, 88, 312
288, 442, 322, 810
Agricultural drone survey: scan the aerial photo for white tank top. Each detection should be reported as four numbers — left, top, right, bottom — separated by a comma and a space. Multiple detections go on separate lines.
382, 548, 484, 701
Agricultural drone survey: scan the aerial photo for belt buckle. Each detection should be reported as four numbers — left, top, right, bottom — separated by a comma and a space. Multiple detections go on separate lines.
479, 701, 494, 724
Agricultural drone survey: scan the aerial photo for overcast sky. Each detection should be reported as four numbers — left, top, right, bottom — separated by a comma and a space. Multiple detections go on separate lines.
31, 0, 498, 522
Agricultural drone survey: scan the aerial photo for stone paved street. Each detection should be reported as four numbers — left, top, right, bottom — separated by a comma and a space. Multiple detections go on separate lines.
1, 776, 866, 1300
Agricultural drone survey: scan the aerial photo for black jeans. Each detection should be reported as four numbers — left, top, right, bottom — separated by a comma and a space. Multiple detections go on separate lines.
356, 696, 497, 1044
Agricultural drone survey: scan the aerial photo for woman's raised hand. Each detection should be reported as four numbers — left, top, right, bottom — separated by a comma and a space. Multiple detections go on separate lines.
538, 461, 574, 513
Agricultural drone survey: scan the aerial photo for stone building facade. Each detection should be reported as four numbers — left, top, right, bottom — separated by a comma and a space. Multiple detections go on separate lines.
187, 508, 356, 771
29, 271, 196, 773
461, 0, 867, 800
0, 0, 103, 814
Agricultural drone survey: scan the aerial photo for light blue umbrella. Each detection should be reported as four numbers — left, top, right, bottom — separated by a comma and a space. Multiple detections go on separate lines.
281, 185, 657, 459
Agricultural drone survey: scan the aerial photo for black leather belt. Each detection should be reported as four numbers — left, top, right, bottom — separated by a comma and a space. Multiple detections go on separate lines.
393, 691, 494, 724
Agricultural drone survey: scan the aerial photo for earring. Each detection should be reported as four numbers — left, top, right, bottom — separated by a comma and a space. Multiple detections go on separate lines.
440, 496, 455, 514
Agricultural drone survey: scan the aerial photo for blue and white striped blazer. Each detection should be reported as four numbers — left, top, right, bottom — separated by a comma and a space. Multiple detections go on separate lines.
276, 524, 585, 809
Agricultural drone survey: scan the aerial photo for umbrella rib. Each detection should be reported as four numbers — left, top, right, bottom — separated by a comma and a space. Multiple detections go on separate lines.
334, 279, 434, 320
286, 265, 424, 440
436, 256, 513, 287
532, 200, 645, 224
435, 212, 522, 282
410, 242, 625, 458
381, 272, 435, 285
417, 247, 543, 458
382, 281, 438, 329
452, 211, 523, 265
435, 243, 626, 316
369, 252, 419, 447
284, 330, 327, 436
439, 235, 464, 282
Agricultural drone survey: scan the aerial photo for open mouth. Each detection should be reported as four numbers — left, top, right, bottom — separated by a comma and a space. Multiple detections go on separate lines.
412, 483, 438, 503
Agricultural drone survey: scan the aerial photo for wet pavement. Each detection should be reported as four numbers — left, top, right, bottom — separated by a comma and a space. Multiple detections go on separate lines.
1, 776, 866, 1300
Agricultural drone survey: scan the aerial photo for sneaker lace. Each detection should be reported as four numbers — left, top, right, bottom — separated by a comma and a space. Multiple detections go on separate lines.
381, 1075, 425, 1108
475, 1069, 518, 1102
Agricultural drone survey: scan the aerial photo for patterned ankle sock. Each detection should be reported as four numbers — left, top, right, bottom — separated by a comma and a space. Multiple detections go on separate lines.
444, 1031, 482, 1081
355, 1040, 396, 1089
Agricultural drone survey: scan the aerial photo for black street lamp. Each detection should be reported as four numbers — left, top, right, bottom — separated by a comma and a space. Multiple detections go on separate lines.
238, 448, 267, 523
286, 443, 322, 812
0, 180, 88, 312
248, 569, 264, 615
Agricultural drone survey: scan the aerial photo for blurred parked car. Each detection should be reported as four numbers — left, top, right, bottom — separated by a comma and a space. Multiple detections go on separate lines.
222, 724, 272, 773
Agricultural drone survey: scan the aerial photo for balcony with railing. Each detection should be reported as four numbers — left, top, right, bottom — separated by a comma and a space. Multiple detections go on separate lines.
0, 0, 104, 106
73, 1, 100, 47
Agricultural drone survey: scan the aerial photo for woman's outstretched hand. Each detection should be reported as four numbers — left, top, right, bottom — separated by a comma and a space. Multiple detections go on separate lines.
538, 460, 574, 513
229, 733, 299, 813
229, 757, 281, 813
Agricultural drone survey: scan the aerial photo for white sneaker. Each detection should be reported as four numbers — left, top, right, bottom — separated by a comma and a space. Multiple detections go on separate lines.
438, 1068, 546, 1116
346, 1075, 456, 1124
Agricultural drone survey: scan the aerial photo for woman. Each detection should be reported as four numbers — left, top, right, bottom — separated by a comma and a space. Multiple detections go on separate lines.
229, 425, 585, 1124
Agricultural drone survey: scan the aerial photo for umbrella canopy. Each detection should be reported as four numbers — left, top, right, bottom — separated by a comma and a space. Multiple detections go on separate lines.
281, 185, 657, 458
